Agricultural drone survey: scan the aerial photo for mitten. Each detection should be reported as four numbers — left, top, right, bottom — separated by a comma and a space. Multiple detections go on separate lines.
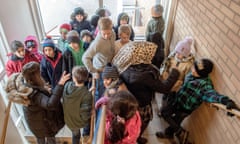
95, 96, 109, 109
226, 100, 239, 110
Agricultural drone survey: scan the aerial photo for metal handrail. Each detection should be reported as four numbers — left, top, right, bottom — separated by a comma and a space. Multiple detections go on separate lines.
0, 101, 12, 144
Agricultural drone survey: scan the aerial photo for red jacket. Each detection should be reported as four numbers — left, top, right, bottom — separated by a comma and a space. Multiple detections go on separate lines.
6, 50, 39, 77
105, 111, 141, 144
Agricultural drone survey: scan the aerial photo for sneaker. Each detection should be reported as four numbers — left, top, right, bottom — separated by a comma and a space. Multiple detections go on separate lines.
137, 137, 148, 144
156, 131, 173, 139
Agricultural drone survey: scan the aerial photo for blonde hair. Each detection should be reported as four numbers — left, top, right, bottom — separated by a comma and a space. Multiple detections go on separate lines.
118, 24, 131, 36
98, 17, 113, 30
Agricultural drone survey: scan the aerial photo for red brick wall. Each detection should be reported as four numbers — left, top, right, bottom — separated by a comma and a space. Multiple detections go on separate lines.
170, 0, 240, 144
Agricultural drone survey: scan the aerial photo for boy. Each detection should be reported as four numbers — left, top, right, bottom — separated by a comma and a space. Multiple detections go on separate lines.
80, 29, 93, 51
62, 66, 92, 144
6, 40, 38, 77
62, 31, 85, 74
156, 58, 239, 142
57, 23, 72, 52
115, 24, 132, 55
82, 17, 116, 101
145, 4, 165, 40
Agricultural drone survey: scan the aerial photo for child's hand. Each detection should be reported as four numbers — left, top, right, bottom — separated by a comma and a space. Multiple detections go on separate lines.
95, 96, 109, 109
58, 71, 71, 85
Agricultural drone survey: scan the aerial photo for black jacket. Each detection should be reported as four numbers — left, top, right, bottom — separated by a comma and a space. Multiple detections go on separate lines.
23, 85, 65, 137
70, 19, 92, 35
120, 64, 179, 107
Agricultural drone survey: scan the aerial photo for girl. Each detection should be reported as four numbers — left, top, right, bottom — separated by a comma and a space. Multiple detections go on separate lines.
24, 35, 43, 62
95, 91, 141, 144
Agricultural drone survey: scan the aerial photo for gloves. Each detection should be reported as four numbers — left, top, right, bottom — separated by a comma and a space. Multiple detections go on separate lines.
221, 97, 238, 109
95, 96, 109, 109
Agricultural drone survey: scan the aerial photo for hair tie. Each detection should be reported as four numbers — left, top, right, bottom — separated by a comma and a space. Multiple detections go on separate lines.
117, 115, 125, 124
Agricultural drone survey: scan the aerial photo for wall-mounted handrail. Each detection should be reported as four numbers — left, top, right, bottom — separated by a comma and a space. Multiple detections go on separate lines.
210, 103, 240, 118
96, 105, 106, 144
0, 101, 12, 144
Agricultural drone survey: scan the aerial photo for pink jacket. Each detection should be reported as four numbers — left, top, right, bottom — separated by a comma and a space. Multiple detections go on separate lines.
24, 35, 43, 62
105, 111, 141, 144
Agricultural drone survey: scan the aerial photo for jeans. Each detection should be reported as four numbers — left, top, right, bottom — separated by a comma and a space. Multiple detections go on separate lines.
72, 129, 81, 144
37, 137, 56, 144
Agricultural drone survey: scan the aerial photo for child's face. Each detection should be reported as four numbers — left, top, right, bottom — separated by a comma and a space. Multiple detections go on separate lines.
60, 29, 68, 40
43, 47, 55, 58
75, 14, 84, 22
82, 35, 92, 43
120, 19, 128, 25
103, 78, 112, 88
191, 65, 200, 77
70, 42, 80, 50
100, 30, 112, 40
119, 33, 130, 44
175, 52, 184, 60
14, 47, 25, 58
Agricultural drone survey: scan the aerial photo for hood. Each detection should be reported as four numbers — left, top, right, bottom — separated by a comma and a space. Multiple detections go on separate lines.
24, 35, 39, 53
63, 82, 83, 98
117, 12, 129, 26
168, 51, 195, 63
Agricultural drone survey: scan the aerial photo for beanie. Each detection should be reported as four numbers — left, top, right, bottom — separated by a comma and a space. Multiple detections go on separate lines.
151, 4, 163, 17
102, 63, 119, 79
175, 36, 193, 57
10, 40, 24, 52
60, 23, 72, 32
194, 58, 213, 77
74, 7, 85, 16
80, 29, 93, 40
42, 36, 55, 49
67, 30, 79, 38
67, 36, 80, 44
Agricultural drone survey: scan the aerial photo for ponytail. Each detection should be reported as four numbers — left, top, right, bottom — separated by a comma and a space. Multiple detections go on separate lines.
108, 116, 125, 143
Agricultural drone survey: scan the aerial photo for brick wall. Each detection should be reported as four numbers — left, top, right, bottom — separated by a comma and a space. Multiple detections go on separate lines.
170, 0, 240, 144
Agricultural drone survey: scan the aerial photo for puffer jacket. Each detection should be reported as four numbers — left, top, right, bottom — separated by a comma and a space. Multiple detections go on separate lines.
70, 19, 92, 35
120, 64, 179, 107
24, 35, 43, 62
6, 50, 39, 77
62, 81, 92, 130
23, 85, 65, 138
40, 49, 63, 89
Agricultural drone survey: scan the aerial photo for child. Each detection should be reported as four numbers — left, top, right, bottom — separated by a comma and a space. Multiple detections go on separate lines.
5, 62, 70, 144
156, 58, 239, 142
146, 32, 165, 68
62, 31, 85, 74
114, 12, 135, 41
70, 7, 92, 35
57, 23, 72, 52
62, 66, 92, 144
95, 91, 141, 144
40, 37, 63, 89
115, 24, 132, 55
90, 14, 100, 38
145, 4, 165, 40
82, 17, 116, 101
6, 40, 39, 77
80, 29, 94, 51
24, 35, 43, 62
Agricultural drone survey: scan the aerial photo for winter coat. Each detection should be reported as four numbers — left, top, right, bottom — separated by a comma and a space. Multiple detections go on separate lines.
6, 50, 39, 77
62, 81, 92, 130
82, 32, 116, 73
24, 35, 43, 62
145, 17, 165, 40
40, 49, 63, 89
62, 42, 84, 74
57, 38, 68, 52
105, 111, 141, 144
70, 19, 92, 35
120, 64, 179, 107
114, 13, 135, 41
23, 85, 65, 138
160, 52, 194, 92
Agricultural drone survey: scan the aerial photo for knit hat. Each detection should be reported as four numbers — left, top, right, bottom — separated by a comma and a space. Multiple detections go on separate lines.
80, 29, 93, 40
60, 23, 72, 33
194, 58, 213, 77
42, 36, 55, 49
74, 7, 85, 16
102, 63, 119, 79
151, 4, 163, 17
174, 36, 193, 57
67, 30, 79, 38
67, 36, 80, 44
10, 40, 24, 52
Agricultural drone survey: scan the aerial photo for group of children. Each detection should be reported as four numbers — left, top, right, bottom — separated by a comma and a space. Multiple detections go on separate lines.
4, 4, 239, 144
